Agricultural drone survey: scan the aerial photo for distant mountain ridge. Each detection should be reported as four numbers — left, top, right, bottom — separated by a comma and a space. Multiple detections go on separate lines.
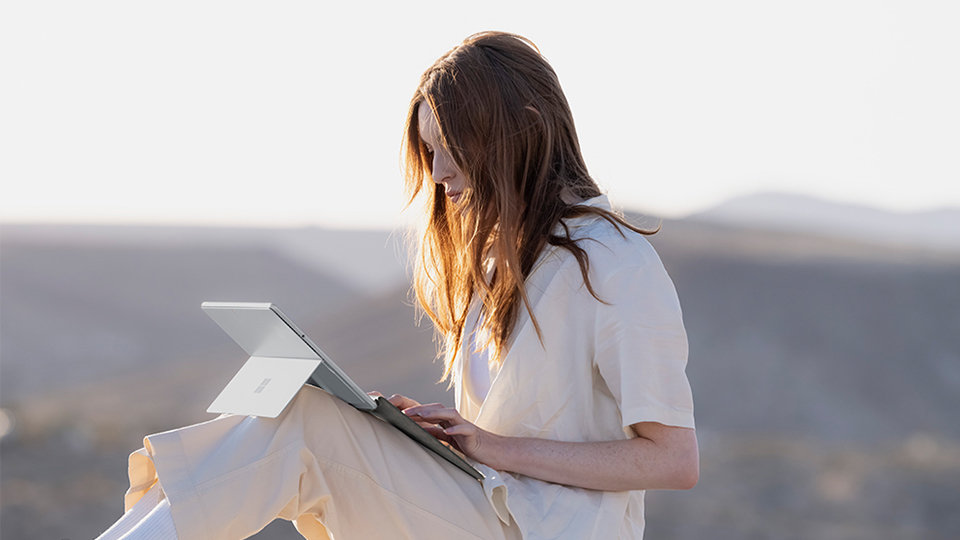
688, 192, 960, 251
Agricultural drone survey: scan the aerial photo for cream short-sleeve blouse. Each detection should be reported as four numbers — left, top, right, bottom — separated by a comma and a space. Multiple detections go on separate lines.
454, 195, 695, 540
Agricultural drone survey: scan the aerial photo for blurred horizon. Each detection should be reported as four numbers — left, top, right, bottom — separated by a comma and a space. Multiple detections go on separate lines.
2, 189, 960, 230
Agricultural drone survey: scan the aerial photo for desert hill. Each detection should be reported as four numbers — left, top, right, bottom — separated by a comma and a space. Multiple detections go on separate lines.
689, 191, 960, 252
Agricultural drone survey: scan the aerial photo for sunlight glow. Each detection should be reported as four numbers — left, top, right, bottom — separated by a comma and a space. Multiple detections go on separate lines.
2, 1, 958, 228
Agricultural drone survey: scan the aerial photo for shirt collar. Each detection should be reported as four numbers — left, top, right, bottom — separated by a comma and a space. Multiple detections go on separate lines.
575, 194, 611, 211
554, 194, 612, 232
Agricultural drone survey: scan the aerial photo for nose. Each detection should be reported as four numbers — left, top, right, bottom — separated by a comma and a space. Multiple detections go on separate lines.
431, 152, 455, 185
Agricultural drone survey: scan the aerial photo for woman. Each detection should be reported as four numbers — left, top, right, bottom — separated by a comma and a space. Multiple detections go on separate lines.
98, 31, 697, 540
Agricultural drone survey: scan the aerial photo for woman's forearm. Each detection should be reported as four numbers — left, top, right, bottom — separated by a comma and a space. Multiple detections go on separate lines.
483, 427, 699, 492
401, 401, 699, 492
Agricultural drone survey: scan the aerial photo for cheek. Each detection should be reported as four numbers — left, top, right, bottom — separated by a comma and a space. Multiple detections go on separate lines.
447, 156, 466, 182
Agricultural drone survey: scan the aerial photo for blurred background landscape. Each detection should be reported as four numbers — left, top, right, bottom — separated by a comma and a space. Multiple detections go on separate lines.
4, 1, 959, 538
2, 192, 959, 539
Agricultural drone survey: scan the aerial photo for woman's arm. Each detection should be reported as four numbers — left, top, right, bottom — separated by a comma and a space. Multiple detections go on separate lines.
402, 402, 699, 492
493, 421, 699, 491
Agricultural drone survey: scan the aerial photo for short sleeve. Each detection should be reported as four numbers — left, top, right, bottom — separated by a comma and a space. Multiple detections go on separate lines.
593, 257, 695, 430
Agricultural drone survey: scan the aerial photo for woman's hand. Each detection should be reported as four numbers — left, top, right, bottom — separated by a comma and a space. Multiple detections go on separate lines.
367, 391, 421, 410
367, 392, 493, 463
368, 392, 503, 467
366, 392, 438, 437
400, 403, 503, 467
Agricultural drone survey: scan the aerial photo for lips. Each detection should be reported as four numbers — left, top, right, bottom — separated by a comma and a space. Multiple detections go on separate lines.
446, 191, 462, 204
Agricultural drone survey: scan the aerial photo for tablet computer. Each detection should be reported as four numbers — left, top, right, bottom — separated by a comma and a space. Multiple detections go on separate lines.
201, 301, 484, 481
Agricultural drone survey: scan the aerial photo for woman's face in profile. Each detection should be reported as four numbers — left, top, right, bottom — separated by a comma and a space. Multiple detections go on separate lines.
417, 102, 466, 205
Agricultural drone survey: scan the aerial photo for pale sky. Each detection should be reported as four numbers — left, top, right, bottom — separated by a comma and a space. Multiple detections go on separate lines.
2, 1, 958, 229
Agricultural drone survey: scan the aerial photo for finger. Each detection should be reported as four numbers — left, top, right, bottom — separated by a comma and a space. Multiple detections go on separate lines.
401, 403, 447, 417
440, 438, 464, 453
366, 391, 383, 398
422, 424, 450, 440
401, 403, 445, 416
389, 394, 421, 409
422, 425, 461, 449
405, 406, 465, 425
441, 423, 474, 436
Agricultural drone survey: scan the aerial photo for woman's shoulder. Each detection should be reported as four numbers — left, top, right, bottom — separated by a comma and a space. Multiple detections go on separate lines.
553, 196, 663, 269
570, 215, 664, 276
529, 216, 667, 305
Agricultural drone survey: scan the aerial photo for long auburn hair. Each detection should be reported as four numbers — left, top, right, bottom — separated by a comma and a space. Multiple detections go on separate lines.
402, 31, 657, 382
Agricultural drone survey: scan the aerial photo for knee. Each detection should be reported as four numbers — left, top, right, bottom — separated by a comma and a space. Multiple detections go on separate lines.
281, 385, 358, 428
280, 385, 380, 449
207, 386, 349, 461
286, 385, 337, 415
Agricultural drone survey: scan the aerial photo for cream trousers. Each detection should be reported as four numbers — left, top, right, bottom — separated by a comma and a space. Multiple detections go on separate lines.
123, 385, 522, 540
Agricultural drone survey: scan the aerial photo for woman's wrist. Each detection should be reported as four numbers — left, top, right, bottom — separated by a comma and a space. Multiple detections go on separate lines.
478, 430, 514, 471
